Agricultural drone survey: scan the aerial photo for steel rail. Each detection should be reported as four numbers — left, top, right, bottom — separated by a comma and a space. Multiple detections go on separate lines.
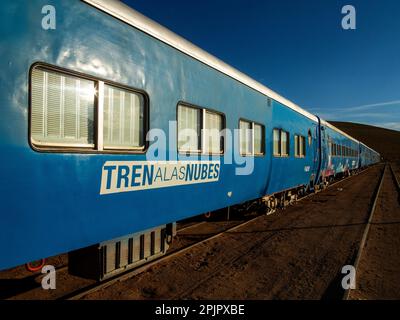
343, 164, 387, 300
63, 165, 380, 300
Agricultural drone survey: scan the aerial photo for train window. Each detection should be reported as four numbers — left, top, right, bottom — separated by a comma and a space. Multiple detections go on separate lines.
31, 67, 95, 148
239, 120, 252, 155
273, 129, 289, 157
204, 110, 223, 154
273, 129, 280, 156
254, 123, 264, 155
295, 135, 306, 158
300, 136, 306, 157
103, 84, 144, 150
178, 104, 201, 152
281, 130, 289, 156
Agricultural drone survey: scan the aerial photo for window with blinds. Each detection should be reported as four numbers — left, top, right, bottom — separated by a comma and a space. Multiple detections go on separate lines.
177, 104, 201, 152
103, 84, 144, 150
204, 111, 223, 154
273, 129, 280, 156
273, 129, 290, 157
239, 120, 252, 156
30, 65, 147, 152
239, 120, 265, 156
31, 68, 95, 147
281, 130, 289, 156
295, 135, 305, 157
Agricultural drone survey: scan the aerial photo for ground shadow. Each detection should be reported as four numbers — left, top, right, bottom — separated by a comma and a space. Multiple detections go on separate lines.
0, 276, 40, 299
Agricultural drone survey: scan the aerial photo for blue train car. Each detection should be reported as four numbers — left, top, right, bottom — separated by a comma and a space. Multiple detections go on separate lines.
320, 120, 360, 181
0, 0, 380, 274
360, 142, 380, 167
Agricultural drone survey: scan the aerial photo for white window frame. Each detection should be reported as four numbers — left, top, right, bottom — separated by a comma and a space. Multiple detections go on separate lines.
203, 109, 224, 155
294, 134, 306, 158
177, 104, 202, 154
177, 103, 225, 155
273, 128, 290, 158
239, 119, 265, 157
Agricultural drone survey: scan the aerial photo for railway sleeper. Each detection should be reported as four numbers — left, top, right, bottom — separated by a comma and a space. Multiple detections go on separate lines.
68, 223, 176, 281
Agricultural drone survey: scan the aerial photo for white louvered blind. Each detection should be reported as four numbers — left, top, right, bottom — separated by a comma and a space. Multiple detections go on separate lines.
31, 68, 95, 147
239, 120, 252, 155
273, 129, 280, 156
204, 111, 223, 153
103, 85, 144, 149
178, 105, 201, 152
281, 130, 289, 156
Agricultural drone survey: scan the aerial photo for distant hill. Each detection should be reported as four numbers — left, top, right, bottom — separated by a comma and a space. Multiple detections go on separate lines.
328, 121, 400, 162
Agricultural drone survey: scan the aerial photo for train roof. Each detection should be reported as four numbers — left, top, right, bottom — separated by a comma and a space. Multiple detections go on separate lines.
359, 141, 380, 155
320, 119, 359, 144
321, 120, 379, 154
83, 0, 319, 123
83, 0, 380, 156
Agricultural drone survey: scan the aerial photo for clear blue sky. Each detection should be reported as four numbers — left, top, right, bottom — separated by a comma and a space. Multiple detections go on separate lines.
122, 0, 400, 131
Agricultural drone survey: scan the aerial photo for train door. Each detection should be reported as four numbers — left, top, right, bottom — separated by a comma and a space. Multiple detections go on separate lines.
312, 117, 327, 188
319, 125, 328, 182
308, 123, 319, 190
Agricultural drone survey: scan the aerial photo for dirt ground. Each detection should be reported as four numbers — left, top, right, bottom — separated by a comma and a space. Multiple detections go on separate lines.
82, 165, 388, 300
349, 164, 400, 299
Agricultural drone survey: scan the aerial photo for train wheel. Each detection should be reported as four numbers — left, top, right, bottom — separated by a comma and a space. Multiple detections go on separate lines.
26, 259, 46, 272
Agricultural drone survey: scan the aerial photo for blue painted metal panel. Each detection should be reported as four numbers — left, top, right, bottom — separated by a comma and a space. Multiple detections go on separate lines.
321, 126, 360, 177
266, 101, 317, 194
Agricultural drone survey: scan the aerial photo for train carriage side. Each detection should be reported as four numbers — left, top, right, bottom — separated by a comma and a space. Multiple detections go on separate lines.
359, 142, 380, 167
0, 0, 380, 276
264, 102, 319, 197
0, 0, 316, 271
0, 0, 263, 270
320, 121, 360, 180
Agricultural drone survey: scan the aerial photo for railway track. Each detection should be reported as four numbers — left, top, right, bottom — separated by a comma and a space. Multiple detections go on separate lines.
389, 163, 400, 192
343, 163, 400, 300
62, 165, 380, 300
2, 164, 379, 300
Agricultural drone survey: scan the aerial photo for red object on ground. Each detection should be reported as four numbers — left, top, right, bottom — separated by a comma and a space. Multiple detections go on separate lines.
25, 259, 46, 272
